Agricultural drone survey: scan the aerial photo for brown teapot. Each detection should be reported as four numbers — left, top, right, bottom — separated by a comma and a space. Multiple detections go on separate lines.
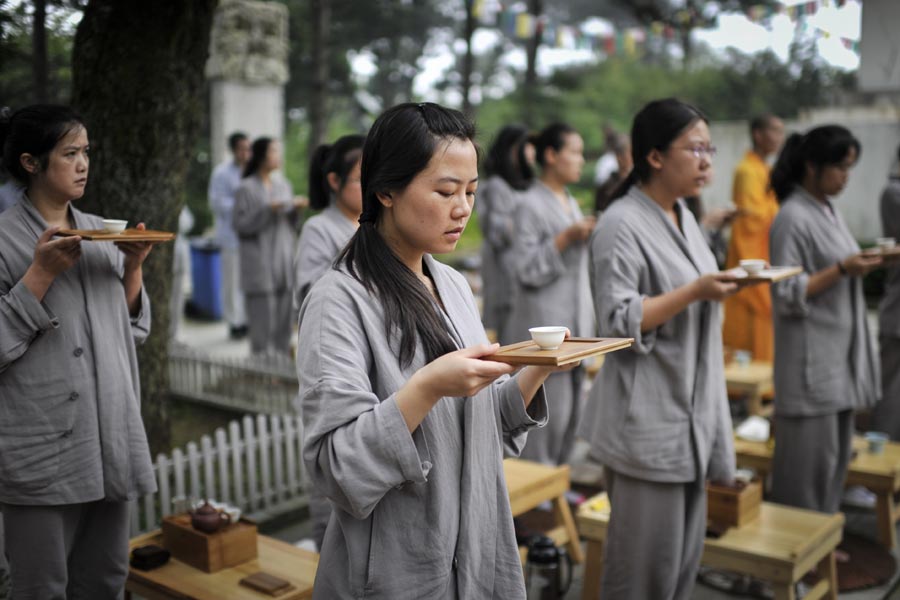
190, 500, 230, 534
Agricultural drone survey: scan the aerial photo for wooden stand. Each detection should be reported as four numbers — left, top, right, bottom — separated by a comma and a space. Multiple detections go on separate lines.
577, 492, 843, 600
503, 458, 584, 565
161, 514, 258, 573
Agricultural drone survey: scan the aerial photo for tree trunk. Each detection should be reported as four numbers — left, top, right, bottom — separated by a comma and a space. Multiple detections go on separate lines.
32, 0, 48, 102
461, 0, 475, 117
71, 0, 217, 456
308, 0, 330, 157
522, 0, 542, 125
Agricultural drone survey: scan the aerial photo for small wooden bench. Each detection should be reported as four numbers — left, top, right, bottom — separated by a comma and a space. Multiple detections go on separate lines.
725, 359, 774, 416
736, 435, 900, 550
503, 458, 584, 564
577, 493, 843, 600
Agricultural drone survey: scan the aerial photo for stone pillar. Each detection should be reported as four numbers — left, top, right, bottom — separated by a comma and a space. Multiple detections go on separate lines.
206, 0, 289, 166
859, 0, 900, 93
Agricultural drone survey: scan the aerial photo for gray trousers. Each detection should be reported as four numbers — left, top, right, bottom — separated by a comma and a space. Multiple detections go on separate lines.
221, 246, 246, 328
873, 336, 900, 441
2, 499, 130, 600
246, 290, 292, 356
771, 410, 854, 514
519, 368, 583, 466
600, 469, 706, 600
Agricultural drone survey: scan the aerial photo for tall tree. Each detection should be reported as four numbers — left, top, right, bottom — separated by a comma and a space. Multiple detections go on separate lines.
460, 0, 476, 116
31, 0, 47, 102
307, 0, 331, 156
71, 0, 217, 454
522, 0, 543, 123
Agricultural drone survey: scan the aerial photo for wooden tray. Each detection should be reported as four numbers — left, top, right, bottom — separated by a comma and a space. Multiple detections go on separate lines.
484, 337, 633, 367
725, 266, 802, 284
58, 228, 175, 242
864, 247, 900, 263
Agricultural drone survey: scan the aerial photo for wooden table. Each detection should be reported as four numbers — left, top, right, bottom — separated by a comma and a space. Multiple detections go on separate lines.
577, 493, 843, 600
735, 435, 900, 550
503, 458, 584, 564
725, 360, 773, 416
125, 530, 318, 600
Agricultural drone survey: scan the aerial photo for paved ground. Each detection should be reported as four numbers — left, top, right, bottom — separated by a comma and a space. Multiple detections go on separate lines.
175, 315, 900, 599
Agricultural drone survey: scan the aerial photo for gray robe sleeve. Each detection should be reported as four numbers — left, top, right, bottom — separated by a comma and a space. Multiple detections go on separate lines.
590, 220, 656, 354
770, 216, 812, 318
0, 275, 60, 373
497, 379, 548, 456
484, 181, 517, 251
512, 202, 567, 288
293, 219, 334, 310
232, 183, 273, 236
298, 284, 432, 521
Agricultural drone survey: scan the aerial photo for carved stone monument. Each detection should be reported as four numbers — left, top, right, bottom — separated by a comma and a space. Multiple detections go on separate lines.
206, 0, 289, 166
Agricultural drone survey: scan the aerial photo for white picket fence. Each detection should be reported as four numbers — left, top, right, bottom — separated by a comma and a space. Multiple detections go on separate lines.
131, 413, 310, 536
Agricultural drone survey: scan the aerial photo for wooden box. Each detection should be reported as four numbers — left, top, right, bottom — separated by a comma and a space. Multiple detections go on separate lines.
707, 479, 762, 529
161, 513, 258, 573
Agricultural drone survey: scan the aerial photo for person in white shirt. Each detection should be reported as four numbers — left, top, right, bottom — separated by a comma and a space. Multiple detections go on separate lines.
209, 132, 251, 338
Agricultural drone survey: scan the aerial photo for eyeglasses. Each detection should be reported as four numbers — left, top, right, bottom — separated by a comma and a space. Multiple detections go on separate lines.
674, 145, 717, 159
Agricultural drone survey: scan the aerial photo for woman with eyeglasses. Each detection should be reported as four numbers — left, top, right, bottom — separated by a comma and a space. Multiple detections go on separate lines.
504, 122, 596, 467
579, 98, 738, 600
769, 126, 881, 517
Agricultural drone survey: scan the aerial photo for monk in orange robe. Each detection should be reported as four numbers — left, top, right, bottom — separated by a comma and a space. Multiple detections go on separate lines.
723, 115, 785, 361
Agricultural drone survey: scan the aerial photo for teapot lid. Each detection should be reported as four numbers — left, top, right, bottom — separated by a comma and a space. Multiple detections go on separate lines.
526, 535, 561, 565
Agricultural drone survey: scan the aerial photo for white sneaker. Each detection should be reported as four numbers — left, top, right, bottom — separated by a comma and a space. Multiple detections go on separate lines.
842, 485, 877, 509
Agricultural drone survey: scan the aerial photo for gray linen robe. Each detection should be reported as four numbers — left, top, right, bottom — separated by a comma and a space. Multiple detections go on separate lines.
477, 175, 521, 340
769, 187, 880, 417
505, 181, 593, 465
578, 186, 735, 484
233, 173, 297, 353
875, 177, 900, 439
297, 254, 548, 599
292, 204, 356, 312
0, 197, 155, 505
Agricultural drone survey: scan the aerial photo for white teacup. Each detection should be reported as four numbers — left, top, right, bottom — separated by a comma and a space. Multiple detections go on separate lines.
876, 237, 896, 252
529, 326, 567, 350
739, 259, 766, 275
102, 218, 128, 233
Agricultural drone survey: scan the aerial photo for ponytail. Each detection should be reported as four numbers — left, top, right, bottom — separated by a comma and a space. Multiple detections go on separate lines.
770, 125, 860, 203
308, 134, 364, 211
770, 132, 805, 202
609, 169, 638, 203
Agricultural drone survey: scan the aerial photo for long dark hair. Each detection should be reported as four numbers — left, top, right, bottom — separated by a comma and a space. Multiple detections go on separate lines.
484, 124, 533, 191
308, 134, 364, 210
533, 122, 576, 168
0, 104, 85, 184
611, 98, 707, 202
770, 125, 860, 202
243, 137, 273, 178
338, 102, 476, 368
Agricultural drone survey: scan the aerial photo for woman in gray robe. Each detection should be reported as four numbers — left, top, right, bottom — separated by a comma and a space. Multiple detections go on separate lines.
297, 103, 561, 599
233, 137, 302, 356
292, 134, 363, 313
874, 147, 900, 439
477, 125, 533, 343
769, 126, 881, 514
505, 122, 596, 467
578, 99, 738, 600
0, 105, 157, 599
292, 134, 363, 552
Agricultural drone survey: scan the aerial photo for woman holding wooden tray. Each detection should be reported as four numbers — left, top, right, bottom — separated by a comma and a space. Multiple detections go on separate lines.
505, 122, 596, 467
296, 102, 570, 598
579, 98, 738, 600
0, 105, 157, 598
768, 126, 881, 515
233, 137, 304, 357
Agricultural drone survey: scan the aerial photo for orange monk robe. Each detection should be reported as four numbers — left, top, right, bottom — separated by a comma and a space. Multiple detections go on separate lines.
723, 151, 779, 361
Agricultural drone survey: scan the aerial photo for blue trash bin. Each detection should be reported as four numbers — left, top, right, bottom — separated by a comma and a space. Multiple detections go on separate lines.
189, 238, 223, 320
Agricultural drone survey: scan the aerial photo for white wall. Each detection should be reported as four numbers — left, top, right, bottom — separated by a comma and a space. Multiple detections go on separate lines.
209, 80, 285, 168
706, 108, 900, 241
